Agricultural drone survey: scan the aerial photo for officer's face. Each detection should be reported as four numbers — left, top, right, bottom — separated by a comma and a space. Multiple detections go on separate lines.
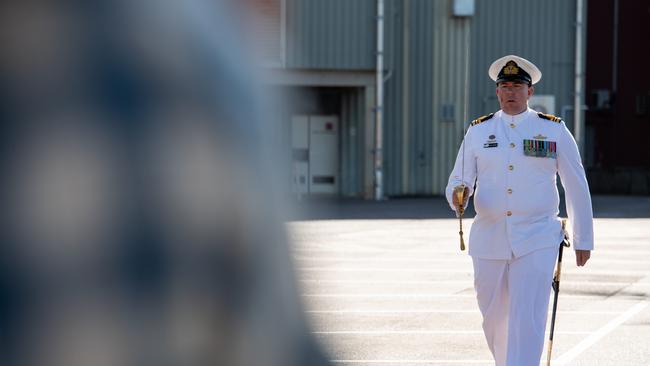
496, 81, 533, 115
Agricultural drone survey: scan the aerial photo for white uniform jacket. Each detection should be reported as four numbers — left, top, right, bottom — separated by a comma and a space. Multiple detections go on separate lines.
446, 108, 594, 259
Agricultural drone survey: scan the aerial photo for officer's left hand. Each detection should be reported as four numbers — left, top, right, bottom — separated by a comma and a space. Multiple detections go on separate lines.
575, 250, 591, 266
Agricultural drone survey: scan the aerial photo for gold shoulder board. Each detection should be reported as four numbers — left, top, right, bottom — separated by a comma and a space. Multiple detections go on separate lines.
537, 112, 562, 123
470, 113, 495, 126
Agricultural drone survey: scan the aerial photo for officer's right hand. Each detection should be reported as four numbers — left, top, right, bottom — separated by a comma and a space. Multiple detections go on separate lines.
452, 186, 469, 211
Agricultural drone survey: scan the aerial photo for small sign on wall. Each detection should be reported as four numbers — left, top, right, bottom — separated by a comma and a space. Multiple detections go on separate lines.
529, 95, 556, 115
453, 0, 475, 17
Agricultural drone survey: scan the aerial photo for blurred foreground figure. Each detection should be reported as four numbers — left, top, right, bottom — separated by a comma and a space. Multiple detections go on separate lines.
0, 1, 329, 365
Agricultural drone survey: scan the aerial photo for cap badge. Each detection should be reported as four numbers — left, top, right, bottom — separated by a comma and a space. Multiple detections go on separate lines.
503, 61, 519, 75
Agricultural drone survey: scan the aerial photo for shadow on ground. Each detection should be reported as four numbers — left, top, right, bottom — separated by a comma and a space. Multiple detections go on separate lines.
287, 195, 650, 221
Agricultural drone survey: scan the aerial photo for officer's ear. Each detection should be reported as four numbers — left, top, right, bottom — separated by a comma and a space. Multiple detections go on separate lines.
527, 85, 534, 98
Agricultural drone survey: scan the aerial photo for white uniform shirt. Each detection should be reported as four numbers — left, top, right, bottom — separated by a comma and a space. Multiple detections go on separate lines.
446, 108, 594, 259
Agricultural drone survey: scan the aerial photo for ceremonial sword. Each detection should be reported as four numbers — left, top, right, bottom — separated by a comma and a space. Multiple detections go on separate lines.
453, 177, 467, 251
546, 219, 571, 365
452, 107, 468, 251
454, 32, 471, 252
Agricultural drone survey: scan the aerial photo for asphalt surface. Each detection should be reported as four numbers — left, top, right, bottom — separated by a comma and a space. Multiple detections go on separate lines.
287, 195, 650, 365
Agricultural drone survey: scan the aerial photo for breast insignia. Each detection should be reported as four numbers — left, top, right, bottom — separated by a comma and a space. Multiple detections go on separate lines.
470, 113, 495, 126
537, 112, 562, 123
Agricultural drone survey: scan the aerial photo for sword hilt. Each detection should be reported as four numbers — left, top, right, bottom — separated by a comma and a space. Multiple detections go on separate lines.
454, 186, 467, 251
561, 219, 571, 247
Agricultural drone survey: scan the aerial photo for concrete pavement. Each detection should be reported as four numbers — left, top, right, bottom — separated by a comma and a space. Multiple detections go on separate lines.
287, 195, 650, 365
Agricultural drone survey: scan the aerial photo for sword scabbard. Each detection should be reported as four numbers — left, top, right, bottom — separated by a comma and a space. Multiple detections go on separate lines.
547, 230, 570, 366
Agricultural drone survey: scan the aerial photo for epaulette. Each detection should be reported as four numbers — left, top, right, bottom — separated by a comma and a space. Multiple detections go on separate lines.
537, 112, 562, 123
470, 113, 495, 126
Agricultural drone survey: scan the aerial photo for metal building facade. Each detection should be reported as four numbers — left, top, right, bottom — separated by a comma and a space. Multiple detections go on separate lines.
469, 0, 581, 127
381, 0, 471, 196
285, 0, 376, 70
276, 0, 582, 198
283, 0, 377, 197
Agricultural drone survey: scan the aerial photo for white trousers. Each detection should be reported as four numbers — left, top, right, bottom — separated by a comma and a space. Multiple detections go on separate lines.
472, 246, 558, 366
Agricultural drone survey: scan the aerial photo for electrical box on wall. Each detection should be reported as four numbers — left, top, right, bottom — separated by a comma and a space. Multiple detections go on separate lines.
290, 115, 339, 196
453, 0, 475, 17
529, 95, 556, 115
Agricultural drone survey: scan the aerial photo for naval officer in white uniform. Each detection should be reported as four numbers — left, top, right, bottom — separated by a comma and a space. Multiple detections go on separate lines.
446, 55, 594, 366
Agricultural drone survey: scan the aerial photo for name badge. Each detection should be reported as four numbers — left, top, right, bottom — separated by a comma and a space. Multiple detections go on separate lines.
483, 134, 498, 148
523, 139, 556, 159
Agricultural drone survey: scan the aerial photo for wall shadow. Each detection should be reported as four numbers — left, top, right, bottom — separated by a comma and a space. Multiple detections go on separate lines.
287, 195, 650, 221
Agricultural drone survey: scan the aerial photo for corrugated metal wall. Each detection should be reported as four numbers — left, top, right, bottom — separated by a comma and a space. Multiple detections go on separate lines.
340, 88, 367, 197
382, 0, 470, 196
383, 0, 431, 195
281, 0, 580, 197
285, 0, 376, 69
429, 1, 472, 195
469, 0, 578, 130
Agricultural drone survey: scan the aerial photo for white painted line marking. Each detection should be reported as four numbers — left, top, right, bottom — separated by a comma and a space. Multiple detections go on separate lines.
304, 293, 474, 298
291, 249, 462, 254
301, 279, 473, 284
297, 267, 650, 276
291, 248, 650, 255
317, 330, 486, 335
302, 293, 603, 300
308, 309, 481, 314
294, 256, 650, 265
294, 257, 471, 262
300, 279, 650, 287
330, 360, 493, 364
582, 249, 650, 256
553, 301, 649, 365
306, 309, 622, 315
314, 330, 590, 335
298, 268, 473, 273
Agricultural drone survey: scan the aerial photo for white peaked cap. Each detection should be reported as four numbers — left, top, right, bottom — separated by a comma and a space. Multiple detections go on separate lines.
488, 55, 542, 85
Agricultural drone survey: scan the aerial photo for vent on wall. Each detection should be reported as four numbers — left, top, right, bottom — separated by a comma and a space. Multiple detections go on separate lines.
590, 89, 611, 110
635, 93, 650, 117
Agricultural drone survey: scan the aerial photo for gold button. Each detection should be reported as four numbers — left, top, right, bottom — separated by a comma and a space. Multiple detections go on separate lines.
510, 143, 515, 148
510, 123, 516, 128
508, 165, 514, 170
507, 188, 513, 194
506, 211, 512, 216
